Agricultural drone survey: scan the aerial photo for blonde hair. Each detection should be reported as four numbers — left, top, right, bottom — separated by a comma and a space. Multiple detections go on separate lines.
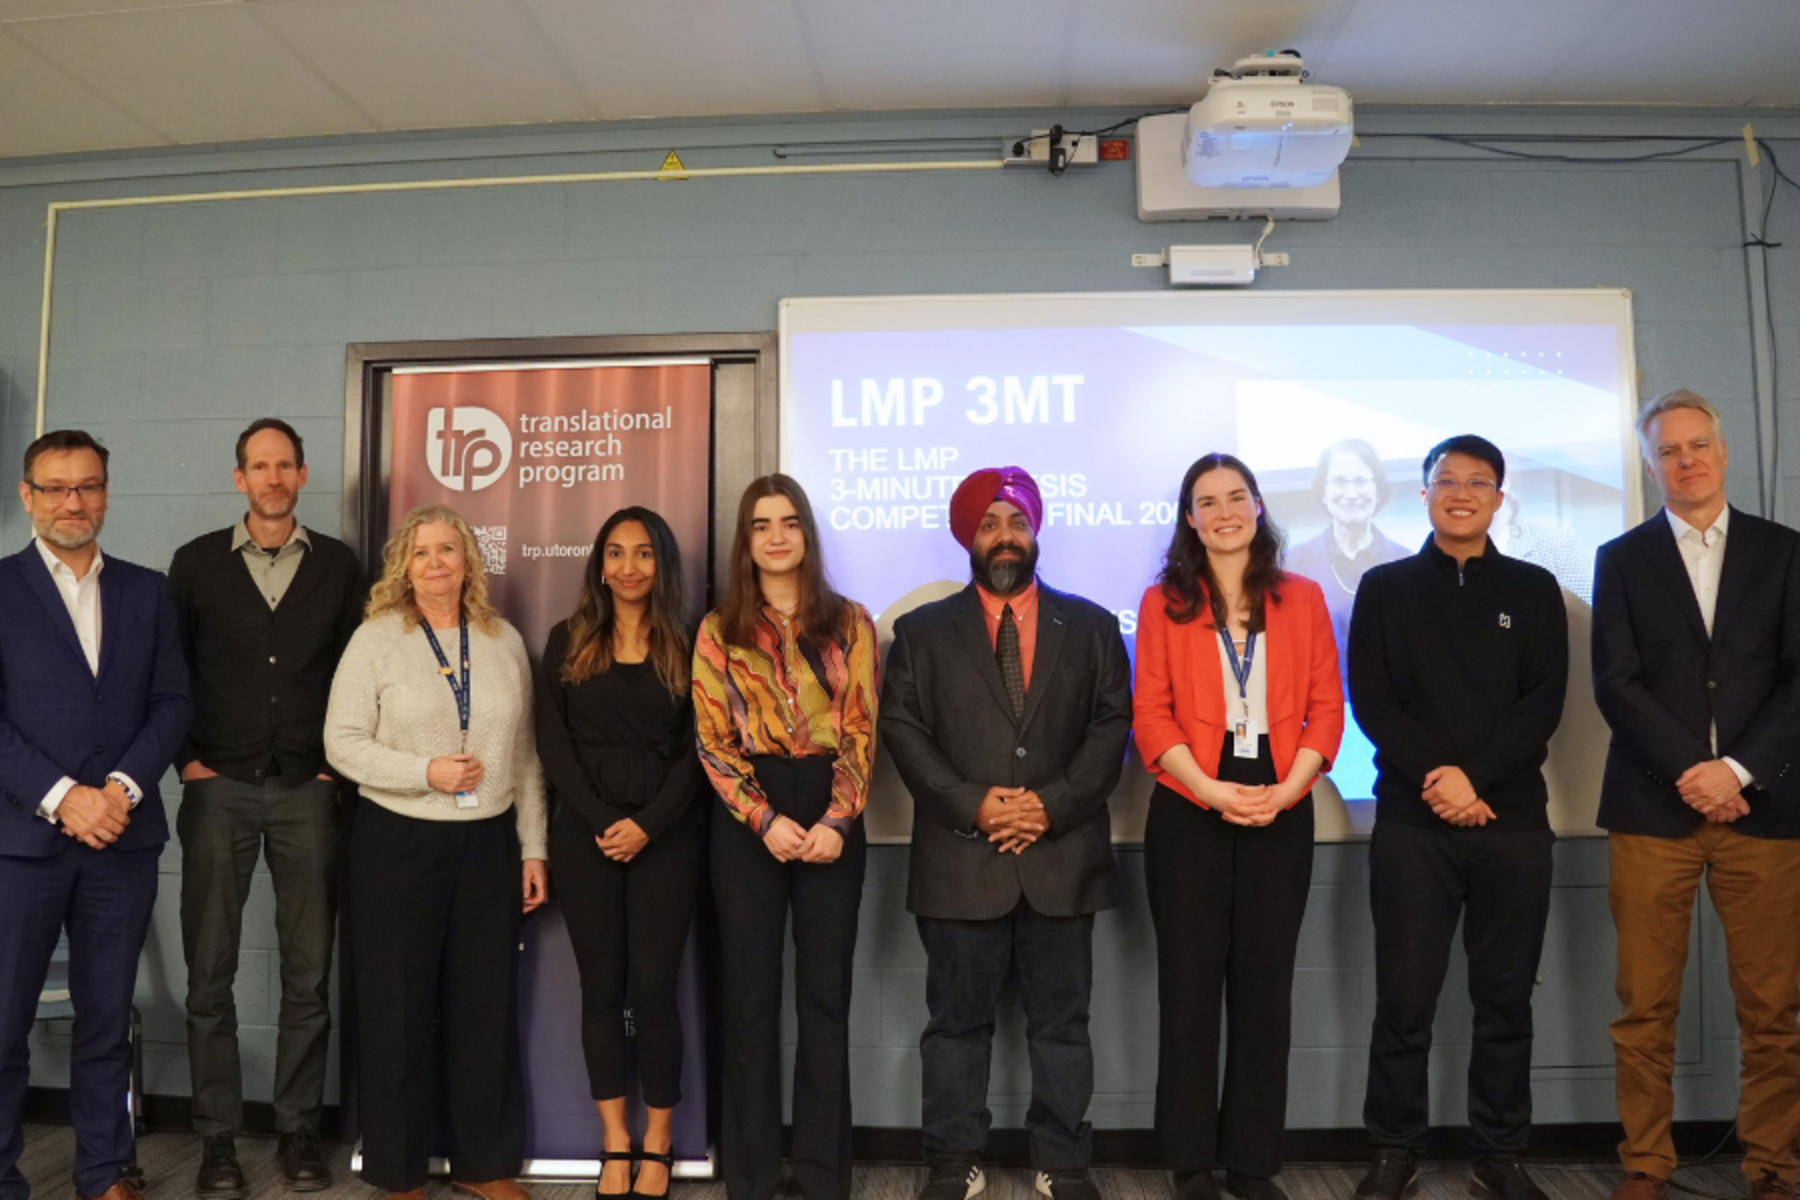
365, 503, 502, 634
1636, 389, 1725, 461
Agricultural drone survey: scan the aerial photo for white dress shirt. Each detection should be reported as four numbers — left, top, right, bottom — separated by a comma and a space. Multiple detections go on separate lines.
33, 538, 141, 821
1665, 507, 1753, 787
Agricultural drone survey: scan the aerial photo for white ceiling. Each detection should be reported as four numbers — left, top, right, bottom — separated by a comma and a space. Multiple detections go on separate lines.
1, 0, 1797, 161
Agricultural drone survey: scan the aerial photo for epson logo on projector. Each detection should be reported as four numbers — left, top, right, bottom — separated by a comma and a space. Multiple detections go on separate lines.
427, 406, 512, 492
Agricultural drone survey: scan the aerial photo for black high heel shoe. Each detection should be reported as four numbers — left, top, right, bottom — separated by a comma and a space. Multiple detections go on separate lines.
597, 1149, 636, 1198
630, 1149, 674, 1200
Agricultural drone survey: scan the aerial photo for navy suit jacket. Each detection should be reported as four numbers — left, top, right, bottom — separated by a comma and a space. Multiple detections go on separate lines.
0, 542, 192, 857
1592, 507, 1800, 838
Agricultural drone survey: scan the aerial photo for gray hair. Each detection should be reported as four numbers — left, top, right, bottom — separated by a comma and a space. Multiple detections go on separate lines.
1636, 389, 1725, 461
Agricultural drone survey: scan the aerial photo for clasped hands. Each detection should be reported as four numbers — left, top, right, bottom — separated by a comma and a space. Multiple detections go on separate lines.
57, 779, 133, 849
1676, 759, 1749, 823
763, 815, 845, 864
975, 785, 1051, 852
1421, 766, 1496, 827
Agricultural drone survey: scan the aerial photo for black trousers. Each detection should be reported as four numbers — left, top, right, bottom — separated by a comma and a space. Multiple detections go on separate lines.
1363, 820, 1555, 1158
178, 774, 339, 1137
350, 802, 524, 1191
916, 905, 1097, 1172
711, 756, 866, 1200
1143, 737, 1314, 1179
550, 801, 703, 1108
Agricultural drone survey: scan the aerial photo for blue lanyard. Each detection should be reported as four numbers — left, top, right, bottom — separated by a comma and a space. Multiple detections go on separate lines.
1220, 628, 1256, 701
421, 615, 471, 742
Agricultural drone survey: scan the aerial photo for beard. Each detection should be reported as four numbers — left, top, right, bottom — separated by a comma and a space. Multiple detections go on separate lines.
249, 487, 296, 521
970, 536, 1039, 596
36, 510, 103, 551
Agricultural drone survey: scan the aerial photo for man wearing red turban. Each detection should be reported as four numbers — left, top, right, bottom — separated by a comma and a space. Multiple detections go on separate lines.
880, 467, 1132, 1200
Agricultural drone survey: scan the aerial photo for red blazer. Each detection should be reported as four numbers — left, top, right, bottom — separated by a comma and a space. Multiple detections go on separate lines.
1133, 573, 1344, 807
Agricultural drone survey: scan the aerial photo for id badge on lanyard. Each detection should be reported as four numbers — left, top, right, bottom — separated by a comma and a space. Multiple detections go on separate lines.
423, 617, 479, 808
1222, 628, 1259, 759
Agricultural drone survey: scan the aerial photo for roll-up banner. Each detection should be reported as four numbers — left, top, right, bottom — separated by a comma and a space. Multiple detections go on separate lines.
382, 358, 715, 1177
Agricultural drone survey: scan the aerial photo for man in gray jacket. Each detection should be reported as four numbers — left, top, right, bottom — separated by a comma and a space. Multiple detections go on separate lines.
879, 466, 1133, 1200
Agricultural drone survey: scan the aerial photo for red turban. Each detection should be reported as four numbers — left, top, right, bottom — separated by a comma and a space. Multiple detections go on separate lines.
949, 466, 1043, 549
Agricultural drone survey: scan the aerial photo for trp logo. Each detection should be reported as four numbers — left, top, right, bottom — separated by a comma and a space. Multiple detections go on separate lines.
425, 406, 512, 492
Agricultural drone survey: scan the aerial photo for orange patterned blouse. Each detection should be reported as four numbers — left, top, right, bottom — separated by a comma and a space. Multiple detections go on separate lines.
691, 602, 879, 835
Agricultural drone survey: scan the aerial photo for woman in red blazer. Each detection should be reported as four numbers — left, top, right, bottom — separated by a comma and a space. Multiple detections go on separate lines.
1134, 453, 1344, 1200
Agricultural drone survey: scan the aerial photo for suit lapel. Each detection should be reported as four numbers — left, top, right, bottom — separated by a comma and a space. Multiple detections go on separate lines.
1019, 586, 1068, 733
18, 543, 88, 668
1712, 507, 1756, 655
97, 558, 124, 680
1643, 516, 1711, 648
953, 585, 1016, 718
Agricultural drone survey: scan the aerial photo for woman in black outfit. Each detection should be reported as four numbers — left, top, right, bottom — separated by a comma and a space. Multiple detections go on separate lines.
537, 508, 703, 1200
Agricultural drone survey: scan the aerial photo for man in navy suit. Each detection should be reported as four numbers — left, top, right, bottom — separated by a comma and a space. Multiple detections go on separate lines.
1593, 391, 1800, 1200
0, 430, 191, 1200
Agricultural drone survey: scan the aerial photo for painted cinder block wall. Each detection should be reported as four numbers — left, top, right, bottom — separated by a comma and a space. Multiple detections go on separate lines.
1, 105, 1795, 1132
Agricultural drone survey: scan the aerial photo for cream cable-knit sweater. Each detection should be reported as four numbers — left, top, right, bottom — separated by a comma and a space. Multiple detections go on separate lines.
324, 611, 547, 860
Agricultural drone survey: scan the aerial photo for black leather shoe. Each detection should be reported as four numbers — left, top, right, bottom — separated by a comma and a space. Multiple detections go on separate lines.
1175, 1171, 1222, 1200
1226, 1172, 1288, 1200
1471, 1159, 1548, 1200
919, 1157, 986, 1200
1355, 1150, 1419, 1200
196, 1135, 247, 1200
277, 1128, 333, 1192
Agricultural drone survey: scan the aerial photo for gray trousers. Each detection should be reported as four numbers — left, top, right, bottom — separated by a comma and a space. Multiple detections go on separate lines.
178, 774, 339, 1136
917, 906, 1097, 1171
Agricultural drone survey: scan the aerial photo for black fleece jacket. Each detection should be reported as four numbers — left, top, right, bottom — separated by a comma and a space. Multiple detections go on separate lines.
1348, 536, 1569, 831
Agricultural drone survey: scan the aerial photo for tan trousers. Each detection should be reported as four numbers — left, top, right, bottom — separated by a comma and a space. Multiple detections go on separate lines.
1609, 827, 1800, 1183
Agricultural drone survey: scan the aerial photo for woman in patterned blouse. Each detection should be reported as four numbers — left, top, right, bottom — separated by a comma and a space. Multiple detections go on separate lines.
693, 474, 877, 1200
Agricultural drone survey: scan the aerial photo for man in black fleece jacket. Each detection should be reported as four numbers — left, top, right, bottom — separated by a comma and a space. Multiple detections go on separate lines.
1346, 435, 1569, 1200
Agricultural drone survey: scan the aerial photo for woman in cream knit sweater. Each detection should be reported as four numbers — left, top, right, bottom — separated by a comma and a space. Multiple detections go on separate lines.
325, 503, 546, 1200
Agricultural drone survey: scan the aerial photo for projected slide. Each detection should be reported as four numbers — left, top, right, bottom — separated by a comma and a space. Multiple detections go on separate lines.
780, 290, 1641, 842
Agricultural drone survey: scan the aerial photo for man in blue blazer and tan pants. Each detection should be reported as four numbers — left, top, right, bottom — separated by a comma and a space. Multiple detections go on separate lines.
0, 430, 191, 1200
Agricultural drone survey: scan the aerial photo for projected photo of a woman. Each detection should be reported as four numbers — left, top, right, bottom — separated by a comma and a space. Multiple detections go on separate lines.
1283, 439, 1410, 687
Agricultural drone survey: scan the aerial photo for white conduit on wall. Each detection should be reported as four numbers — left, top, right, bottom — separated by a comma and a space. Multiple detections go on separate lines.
32, 158, 1005, 436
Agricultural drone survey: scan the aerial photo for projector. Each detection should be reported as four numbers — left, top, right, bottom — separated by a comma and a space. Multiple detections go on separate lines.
1137, 50, 1351, 222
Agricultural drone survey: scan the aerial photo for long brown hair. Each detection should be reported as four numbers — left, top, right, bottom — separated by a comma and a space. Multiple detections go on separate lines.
717, 474, 849, 651
563, 506, 691, 692
365, 503, 503, 635
1157, 453, 1286, 631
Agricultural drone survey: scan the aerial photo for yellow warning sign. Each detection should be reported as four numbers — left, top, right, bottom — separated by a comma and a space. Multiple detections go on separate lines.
658, 151, 688, 179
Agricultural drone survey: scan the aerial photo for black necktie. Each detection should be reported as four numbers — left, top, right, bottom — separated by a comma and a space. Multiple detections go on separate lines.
997, 603, 1025, 720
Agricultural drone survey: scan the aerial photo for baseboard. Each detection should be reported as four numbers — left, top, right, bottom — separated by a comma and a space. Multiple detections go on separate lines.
24, 1090, 346, 1139
25, 1092, 1738, 1169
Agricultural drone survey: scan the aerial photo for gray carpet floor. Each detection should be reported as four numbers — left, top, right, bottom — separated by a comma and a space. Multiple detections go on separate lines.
15, 1126, 1759, 1200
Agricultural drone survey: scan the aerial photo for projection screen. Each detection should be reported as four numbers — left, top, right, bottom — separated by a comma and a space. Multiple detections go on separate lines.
779, 289, 1641, 842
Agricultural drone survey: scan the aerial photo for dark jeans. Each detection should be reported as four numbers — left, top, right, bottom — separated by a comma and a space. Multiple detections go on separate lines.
550, 801, 703, 1107
1144, 779, 1314, 1179
916, 905, 1097, 1172
350, 802, 524, 1192
712, 756, 866, 1200
178, 774, 339, 1136
0, 844, 158, 1200
1364, 820, 1555, 1158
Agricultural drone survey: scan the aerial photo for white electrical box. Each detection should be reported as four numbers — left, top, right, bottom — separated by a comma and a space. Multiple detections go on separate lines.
1167, 245, 1259, 286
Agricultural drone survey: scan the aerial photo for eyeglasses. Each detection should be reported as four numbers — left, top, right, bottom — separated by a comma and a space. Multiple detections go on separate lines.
1327, 475, 1376, 489
25, 481, 107, 502
1427, 477, 1498, 497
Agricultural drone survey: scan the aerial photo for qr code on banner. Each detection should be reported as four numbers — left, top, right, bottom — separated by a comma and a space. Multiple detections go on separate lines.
473, 525, 508, 576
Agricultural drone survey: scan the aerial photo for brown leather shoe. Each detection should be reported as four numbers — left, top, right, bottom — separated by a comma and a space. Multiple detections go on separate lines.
1609, 1174, 1666, 1200
387, 1192, 427, 1200
1751, 1172, 1796, 1200
454, 1180, 532, 1200
80, 1179, 147, 1200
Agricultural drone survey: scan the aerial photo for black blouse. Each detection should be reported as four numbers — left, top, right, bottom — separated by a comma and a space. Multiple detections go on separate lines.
537, 620, 702, 841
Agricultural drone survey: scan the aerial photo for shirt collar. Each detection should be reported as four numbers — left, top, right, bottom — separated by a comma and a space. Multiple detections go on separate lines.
35, 536, 104, 583
976, 576, 1038, 618
232, 518, 311, 554
1666, 504, 1729, 544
